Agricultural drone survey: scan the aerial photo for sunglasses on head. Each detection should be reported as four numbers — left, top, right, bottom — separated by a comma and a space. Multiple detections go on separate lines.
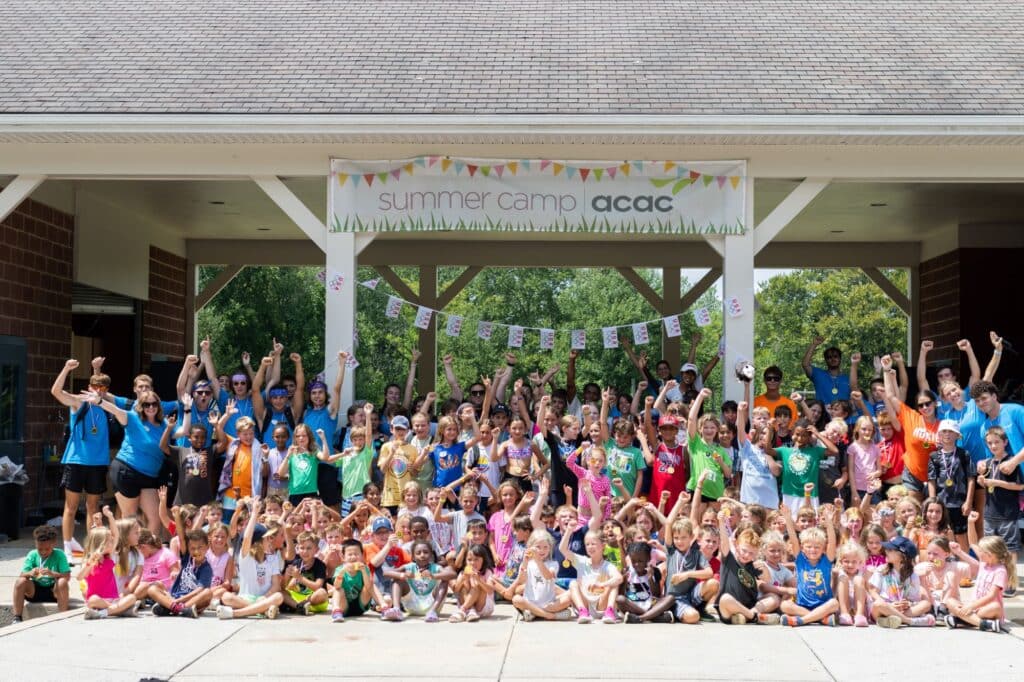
141, 401, 159, 408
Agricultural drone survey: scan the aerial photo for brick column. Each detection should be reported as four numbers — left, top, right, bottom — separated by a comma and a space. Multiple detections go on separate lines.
142, 246, 187, 370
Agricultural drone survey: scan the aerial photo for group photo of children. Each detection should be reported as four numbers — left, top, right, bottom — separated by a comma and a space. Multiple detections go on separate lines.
13, 329, 1022, 635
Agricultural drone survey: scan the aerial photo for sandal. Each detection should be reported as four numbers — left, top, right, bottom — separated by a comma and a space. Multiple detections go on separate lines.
449, 610, 466, 623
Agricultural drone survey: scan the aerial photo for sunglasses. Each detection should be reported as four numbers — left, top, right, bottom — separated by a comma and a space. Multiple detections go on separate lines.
764, 376, 782, 382
917, 400, 934, 408
232, 380, 248, 385
141, 401, 159, 408
89, 384, 109, 391
470, 390, 486, 396
194, 390, 211, 396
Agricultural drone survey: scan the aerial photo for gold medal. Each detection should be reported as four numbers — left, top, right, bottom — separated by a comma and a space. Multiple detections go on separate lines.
667, 466, 675, 475
562, 559, 571, 568
988, 486, 995, 494
945, 478, 954, 488
831, 387, 839, 395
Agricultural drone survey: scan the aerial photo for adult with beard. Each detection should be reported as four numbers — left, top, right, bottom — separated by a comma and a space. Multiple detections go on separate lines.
802, 335, 852, 404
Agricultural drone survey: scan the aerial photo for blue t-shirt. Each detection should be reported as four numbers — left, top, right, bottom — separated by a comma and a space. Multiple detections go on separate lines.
261, 409, 293, 447
431, 441, 468, 487
981, 403, 1024, 473
114, 395, 178, 416
795, 551, 833, 609
175, 403, 215, 450
61, 404, 111, 466
944, 398, 986, 464
809, 367, 850, 404
170, 552, 213, 599
552, 525, 588, 580
216, 393, 255, 438
737, 440, 778, 508
301, 405, 338, 445
116, 411, 166, 477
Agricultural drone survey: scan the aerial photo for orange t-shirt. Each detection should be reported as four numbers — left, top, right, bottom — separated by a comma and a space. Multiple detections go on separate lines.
228, 444, 254, 500
754, 394, 798, 427
896, 403, 939, 482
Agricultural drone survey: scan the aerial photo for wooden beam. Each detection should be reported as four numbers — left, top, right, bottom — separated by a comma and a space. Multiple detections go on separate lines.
679, 268, 723, 312
908, 265, 921, 359
0, 174, 46, 223
252, 175, 326, 252
185, 262, 198, 352
756, 241, 920, 268
703, 235, 725, 257
616, 267, 663, 310
754, 177, 831, 254
195, 264, 245, 311
355, 233, 376, 256
662, 268, 681, 365
374, 266, 419, 303
436, 266, 482, 309
861, 267, 911, 315
418, 266, 437, 394
187, 239, 322, 266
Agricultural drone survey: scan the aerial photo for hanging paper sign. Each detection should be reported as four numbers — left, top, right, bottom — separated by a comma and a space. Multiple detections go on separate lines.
663, 315, 682, 338
345, 354, 360, 370
477, 321, 494, 341
445, 314, 464, 337
315, 269, 327, 284
361, 278, 381, 290
718, 336, 727, 358
726, 296, 743, 318
693, 308, 712, 327
508, 325, 524, 348
385, 296, 403, 318
414, 306, 433, 330
539, 328, 555, 350
327, 271, 344, 293
571, 330, 586, 350
330, 157, 746, 235
602, 327, 619, 349
632, 323, 649, 345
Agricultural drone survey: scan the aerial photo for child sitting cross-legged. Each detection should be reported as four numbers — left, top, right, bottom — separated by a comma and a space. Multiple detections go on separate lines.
281, 531, 329, 615
778, 501, 840, 626
382, 539, 456, 622
217, 496, 285, 620
148, 507, 213, 618
330, 539, 375, 623
714, 509, 780, 625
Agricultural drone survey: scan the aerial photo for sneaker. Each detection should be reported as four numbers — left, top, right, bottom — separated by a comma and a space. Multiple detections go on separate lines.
730, 614, 748, 625
84, 608, 104, 620
935, 604, 949, 618
656, 611, 675, 624
449, 610, 466, 623
780, 615, 803, 627
877, 615, 902, 629
757, 613, 780, 625
601, 608, 618, 624
127, 602, 141, 617
822, 614, 839, 627
521, 610, 535, 623
554, 609, 574, 621
622, 613, 641, 624
300, 601, 312, 616
216, 605, 234, 620
466, 609, 480, 622
854, 615, 869, 627
944, 614, 958, 629
152, 604, 171, 617
910, 614, 935, 627
383, 607, 403, 622
210, 599, 220, 610
331, 610, 345, 623
12, 615, 22, 624
980, 619, 1003, 633
170, 603, 184, 615
577, 607, 592, 624
266, 604, 280, 620
1004, 586, 1017, 598
838, 614, 853, 626
181, 606, 198, 619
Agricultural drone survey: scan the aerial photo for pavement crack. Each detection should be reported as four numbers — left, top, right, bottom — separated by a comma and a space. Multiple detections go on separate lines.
797, 630, 837, 682
167, 622, 246, 680
496, 612, 518, 681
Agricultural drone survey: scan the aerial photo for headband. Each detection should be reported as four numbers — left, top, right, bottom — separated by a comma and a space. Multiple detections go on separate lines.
231, 373, 248, 383
307, 381, 327, 392
268, 387, 289, 398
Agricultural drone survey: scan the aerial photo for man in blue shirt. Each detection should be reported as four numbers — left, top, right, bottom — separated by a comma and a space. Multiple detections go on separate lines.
971, 380, 1024, 475
802, 335, 851, 404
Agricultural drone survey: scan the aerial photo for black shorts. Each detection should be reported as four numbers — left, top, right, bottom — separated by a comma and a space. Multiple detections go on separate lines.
316, 462, 341, 507
60, 464, 108, 495
26, 583, 56, 603
947, 506, 968, 535
109, 458, 161, 498
503, 474, 533, 494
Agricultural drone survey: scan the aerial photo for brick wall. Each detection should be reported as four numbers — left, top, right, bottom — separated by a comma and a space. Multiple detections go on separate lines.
0, 196, 74, 507
918, 250, 961, 375
142, 246, 186, 369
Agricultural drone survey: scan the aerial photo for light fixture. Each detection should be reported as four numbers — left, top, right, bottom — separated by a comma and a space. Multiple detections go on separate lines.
870, 202, 887, 207
829, 229, 845, 234
209, 200, 225, 205
257, 227, 271, 231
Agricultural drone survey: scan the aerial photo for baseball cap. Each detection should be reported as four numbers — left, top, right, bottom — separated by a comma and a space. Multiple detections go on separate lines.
372, 517, 394, 533
937, 419, 961, 436
881, 535, 918, 561
250, 524, 268, 542
680, 363, 700, 375
491, 403, 510, 416
658, 415, 679, 429
390, 415, 410, 431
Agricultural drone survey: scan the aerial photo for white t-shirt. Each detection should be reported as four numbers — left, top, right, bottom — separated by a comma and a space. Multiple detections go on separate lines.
472, 441, 506, 498
237, 553, 280, 597
524, 559, 558, 606
569, 553, 618, 597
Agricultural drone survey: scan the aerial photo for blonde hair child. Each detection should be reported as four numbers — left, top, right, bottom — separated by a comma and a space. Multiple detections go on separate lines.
835, 541, 868, 626
511, 529, 573, 621
76, 527, 139, 619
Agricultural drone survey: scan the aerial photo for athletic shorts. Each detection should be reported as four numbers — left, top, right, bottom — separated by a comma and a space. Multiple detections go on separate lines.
109, 458, 160, 498
947, 506, 968, 535
901, 468, 926, 494
984, 517, 1021, 552
25, 583, 56, 603
61, 464, 108, 495
287, 588, 328, 612
671, 583, 705, 619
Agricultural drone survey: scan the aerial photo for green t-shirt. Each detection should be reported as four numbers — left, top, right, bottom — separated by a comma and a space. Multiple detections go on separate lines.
342, 445, 374, 499
288, 451, 320, 495
604, 438, 646, 497
778, 445, 826, 498
686, 434, 732, 500
22, 548, 70, 587
333, 565, 370, 612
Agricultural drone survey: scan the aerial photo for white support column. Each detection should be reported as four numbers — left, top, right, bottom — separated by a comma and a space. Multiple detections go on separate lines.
722, 177, 757, 403
0, 174, 46, 223
325, 232, 357, 418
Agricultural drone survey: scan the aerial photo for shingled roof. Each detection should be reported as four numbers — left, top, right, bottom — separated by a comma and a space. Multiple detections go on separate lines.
2, 0, 1023, 115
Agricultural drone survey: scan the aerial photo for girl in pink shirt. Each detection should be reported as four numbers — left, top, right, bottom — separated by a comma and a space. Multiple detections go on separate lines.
76, 527, 138, 619
944, 530, 1014, 632
566, 446, 612, 522
133, 529, 180, 600
487, 482, 535, 573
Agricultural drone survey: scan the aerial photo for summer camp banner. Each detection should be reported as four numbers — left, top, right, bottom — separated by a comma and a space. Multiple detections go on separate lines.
329, 158, 746, 235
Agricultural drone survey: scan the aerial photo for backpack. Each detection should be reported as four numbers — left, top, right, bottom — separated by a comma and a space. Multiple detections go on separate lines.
260, 405, 296, 443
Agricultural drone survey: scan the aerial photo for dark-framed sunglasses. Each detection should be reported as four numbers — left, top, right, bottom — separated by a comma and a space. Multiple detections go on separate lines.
916, 400, 934, 408
141, 401, 159, 408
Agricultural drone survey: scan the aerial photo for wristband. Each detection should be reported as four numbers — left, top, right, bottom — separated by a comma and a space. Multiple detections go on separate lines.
994, 350, 1003, 356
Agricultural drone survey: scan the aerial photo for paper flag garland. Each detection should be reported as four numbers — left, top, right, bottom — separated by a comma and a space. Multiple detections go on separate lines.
602, 327, 619, 349
571, 330, 586, 350
327, 271, 344, 293
718, 336, 727, 358
632, 322, 649, 345
385, 296, 403, 318
508, 325, 524, 348
539, 328, 555, 350
663, 315, 682, 338
445, 315, 464, 337
726, 296, 743, 318
361, 278, 381, 290
315, 269, 326, 284
345, 354, 360, 370
414, 306, 433, 330
477, 321, 494, 341
693, 308, 712, 327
